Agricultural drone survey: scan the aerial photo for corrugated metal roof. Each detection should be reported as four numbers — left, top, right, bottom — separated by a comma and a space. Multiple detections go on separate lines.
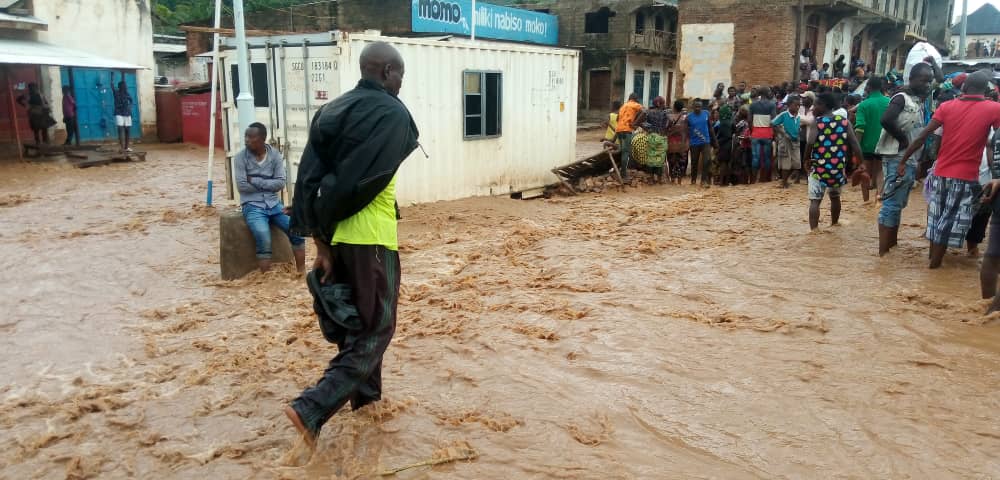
0, 11, 45, 26
154, 43, 187, 54
951, 4, 1000, 35
0, 38, 146, 69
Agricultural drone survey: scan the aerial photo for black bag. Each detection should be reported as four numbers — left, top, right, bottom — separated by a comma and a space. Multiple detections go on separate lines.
306, 268, 362, 344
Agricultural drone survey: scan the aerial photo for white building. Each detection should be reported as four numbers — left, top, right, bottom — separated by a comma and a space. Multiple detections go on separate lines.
949, 3, 1000, 58
217, 31, 579, 205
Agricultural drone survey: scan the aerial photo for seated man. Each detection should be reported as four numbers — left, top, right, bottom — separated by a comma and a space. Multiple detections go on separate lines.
234, 122, 305, 272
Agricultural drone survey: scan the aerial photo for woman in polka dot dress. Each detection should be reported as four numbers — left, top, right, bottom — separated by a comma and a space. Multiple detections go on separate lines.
803, 93, 866, 230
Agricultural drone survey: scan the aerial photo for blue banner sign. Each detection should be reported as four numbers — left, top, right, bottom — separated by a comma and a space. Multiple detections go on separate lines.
411, 0, 559, 45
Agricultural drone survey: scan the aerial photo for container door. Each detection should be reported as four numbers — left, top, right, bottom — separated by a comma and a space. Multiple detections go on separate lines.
61, 68, 140, 142
0, 65, 41, 144
278, 45, 339, 196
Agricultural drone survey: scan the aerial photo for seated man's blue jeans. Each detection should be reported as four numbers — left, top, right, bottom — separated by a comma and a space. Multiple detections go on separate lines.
242, 203, 306, 259
878, 155, 917, 227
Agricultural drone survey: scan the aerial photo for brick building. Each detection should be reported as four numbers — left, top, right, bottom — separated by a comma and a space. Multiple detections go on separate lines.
676, 0, 954, 98
541, 0, 679, 117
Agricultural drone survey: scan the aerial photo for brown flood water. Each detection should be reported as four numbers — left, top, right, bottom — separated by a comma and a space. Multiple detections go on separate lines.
1, 142, 999, 479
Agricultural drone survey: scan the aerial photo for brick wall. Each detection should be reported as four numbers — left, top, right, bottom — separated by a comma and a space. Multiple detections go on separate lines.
677, 0, 797, 95
336, 0, 411, 35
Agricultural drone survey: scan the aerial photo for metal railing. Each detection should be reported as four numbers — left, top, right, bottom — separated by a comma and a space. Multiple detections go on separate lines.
905, 23, 927, 39
629, 31, 677, 56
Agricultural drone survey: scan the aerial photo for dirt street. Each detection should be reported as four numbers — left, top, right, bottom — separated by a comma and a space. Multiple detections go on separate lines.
1, 143, 998, 479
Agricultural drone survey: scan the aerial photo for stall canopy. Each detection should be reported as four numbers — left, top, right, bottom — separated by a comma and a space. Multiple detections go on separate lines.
0, 38, 147, 69
0, 38, 147, 160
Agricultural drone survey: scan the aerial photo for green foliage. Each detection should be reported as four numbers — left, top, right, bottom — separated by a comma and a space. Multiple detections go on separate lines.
152, 0, 308, 33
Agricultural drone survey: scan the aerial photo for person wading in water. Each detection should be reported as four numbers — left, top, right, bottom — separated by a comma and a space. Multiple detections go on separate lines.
286, 42, 419, 447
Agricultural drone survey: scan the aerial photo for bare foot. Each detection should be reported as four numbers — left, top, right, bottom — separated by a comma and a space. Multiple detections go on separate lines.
284, 405, 316, 448
987, 296, 1000, 315
969, 247, 980, 257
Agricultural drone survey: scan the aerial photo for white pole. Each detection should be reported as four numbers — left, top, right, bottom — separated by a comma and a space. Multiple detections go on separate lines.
471, 0, 476, 41
205, 0, 222, 205
233, 0, 255, 135
959, 0, 968, 59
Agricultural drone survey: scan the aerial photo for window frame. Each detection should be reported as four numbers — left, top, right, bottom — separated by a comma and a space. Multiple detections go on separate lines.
463, 70, 503, 140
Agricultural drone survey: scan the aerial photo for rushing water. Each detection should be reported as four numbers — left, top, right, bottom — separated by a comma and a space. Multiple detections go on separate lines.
1, 143, 998, 479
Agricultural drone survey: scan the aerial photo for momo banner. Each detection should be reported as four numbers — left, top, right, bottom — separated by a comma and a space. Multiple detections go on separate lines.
411, 0, 558, 45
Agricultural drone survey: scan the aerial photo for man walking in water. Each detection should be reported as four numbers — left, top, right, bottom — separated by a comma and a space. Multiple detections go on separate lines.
853, 76, 889, 203
898, 70, 1000, 268
286, 42, 419, 446
874, 64, 933, 256
804, 93, 865, 230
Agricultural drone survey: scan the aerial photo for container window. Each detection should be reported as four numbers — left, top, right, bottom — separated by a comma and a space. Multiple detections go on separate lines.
464, 71, 502, 139
230, 63, 270, 108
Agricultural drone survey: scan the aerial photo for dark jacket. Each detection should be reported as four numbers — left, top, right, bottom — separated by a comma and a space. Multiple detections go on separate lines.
290, 79, 419, 242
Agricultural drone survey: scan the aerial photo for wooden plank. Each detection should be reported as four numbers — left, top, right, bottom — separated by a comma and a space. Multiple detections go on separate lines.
551, 168, 577, 196
71, 157, 112, 169
607, 148, 625, 189
179, 25, 292, 36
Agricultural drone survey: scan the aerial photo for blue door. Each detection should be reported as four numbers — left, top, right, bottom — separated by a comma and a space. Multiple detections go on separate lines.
60, 68, 141, 142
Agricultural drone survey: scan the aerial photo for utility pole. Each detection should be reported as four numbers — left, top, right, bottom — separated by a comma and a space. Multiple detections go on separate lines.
205, 0, 222, 205
233, 0, 255, 137
793, 0, 804, 81
959, 0, 968, 59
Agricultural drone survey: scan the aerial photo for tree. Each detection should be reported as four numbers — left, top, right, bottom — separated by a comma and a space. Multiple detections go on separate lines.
152, 0, 308, 33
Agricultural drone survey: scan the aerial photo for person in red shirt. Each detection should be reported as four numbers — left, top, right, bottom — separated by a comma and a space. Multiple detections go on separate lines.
899, 70, 1000, 268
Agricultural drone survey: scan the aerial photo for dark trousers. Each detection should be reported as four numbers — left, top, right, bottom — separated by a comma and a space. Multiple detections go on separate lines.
968, 207, 992, 246
292, 243, 400, 435
690, 144, 710, 183
64, 117, 77, 144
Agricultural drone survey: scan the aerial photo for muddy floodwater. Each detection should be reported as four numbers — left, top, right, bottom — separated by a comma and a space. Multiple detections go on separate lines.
1, 141, 999, 479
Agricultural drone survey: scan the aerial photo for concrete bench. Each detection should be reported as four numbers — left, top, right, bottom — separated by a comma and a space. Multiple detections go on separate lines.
219, 209, 294, 280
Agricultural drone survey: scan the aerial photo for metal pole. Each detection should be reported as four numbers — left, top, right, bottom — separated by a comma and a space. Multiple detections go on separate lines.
959, 0, 968, 59
205, 0, 222, 206
471, 0, 476, 41
6, 67, 23, 162
233, 0, 255, 137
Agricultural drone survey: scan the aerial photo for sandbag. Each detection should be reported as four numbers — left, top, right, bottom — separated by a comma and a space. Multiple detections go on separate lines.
630, 130, 650, 166
903, 42, 943, 82
645, 133, 667, 168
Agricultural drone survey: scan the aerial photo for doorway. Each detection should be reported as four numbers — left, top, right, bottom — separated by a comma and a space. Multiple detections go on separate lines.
588, 70, 610, 111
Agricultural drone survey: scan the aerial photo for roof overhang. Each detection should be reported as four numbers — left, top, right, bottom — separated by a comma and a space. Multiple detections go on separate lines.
0, 11, 47, 30
153, 43, 187, 54
0, 38, 147, 69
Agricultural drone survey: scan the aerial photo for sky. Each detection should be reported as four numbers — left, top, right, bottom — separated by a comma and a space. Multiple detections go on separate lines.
954, 0, 1000, 22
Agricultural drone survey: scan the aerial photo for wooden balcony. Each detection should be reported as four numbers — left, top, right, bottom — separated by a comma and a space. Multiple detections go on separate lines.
629, 31, 677, 57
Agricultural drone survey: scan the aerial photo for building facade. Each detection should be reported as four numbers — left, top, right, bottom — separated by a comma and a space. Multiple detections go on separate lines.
676, 0, 953, 98
543, 0, 679, 117
1, 0, 156, 141
949, 3, 1000, 58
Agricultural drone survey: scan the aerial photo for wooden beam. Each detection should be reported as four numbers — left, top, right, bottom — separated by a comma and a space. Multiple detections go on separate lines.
179, 25, 292, 37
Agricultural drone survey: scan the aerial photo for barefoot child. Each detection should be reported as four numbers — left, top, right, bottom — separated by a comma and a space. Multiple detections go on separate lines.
804, 93, 865, 230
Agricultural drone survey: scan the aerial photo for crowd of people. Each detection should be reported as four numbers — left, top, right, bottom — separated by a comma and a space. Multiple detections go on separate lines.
15, 73, 134, 153
605, 55, 1000, 312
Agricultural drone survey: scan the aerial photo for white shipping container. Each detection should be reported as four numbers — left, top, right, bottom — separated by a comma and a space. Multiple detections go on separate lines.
219, 31, 579, 205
